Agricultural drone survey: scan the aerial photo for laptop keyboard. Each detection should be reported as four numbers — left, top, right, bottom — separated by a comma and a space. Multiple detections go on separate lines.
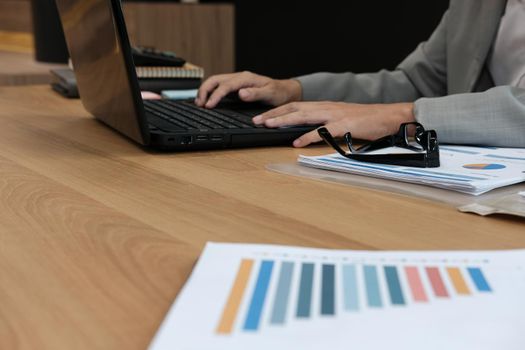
143, 100, 263, 131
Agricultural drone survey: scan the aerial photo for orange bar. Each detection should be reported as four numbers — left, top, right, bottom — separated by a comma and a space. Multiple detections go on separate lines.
216, 259, 254, 334
447, 267, 471, 295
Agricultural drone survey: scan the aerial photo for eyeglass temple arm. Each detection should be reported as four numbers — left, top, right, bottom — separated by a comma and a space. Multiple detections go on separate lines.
317, 127, 349, 157
319, 127, 395, 154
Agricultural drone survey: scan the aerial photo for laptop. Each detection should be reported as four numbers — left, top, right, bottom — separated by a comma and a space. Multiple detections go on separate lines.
54, 0, 315, 150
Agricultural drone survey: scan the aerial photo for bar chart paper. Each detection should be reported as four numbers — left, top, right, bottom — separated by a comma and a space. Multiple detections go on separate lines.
149, 243, 525, 350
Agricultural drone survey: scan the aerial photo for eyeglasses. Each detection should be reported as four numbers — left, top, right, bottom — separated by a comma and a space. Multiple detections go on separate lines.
317, 122, 440, 168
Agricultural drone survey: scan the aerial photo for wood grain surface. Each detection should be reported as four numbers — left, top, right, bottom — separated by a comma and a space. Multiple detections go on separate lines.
0, 49, 66, 86
0, 30, 33, 53
0, 85, 523, 349
124, 3, 235, 77
0, 0, 31, 32
0, 30, 66, 86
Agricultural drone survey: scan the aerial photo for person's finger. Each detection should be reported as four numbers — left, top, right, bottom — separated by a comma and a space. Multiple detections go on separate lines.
205, 73, 262, 108
252, 102, 299, 124
205, 84, 239, 108
264, 111, 330, 128
293, 122, 348, 148
292, 129, 321, 148
195, 74, 231, 106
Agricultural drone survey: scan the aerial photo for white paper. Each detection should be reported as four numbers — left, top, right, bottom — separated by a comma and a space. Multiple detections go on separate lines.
149, 242, 525, 350
298, 145, 525, 195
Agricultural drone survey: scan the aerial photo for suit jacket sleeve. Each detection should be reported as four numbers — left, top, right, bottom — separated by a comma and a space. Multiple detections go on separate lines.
295, 6, 525, 147
415, 86, 525, 147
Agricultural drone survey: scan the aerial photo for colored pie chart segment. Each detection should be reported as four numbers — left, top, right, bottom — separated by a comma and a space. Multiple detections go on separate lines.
463, 163, 506, 170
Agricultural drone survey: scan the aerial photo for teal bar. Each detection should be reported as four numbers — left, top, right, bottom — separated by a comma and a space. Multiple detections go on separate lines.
468, 267, 492, 292
342, 264, 359, 311
321, 264, 335, 315
296, 263, 314, 318
270, 262, 294, 324
364, 265, 382, 307
384, 266, 405, 305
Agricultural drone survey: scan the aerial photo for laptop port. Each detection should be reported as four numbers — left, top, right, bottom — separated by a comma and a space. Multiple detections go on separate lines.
196, 135, 209, 142
211, 135, 223, 141
180, 136, 193, 145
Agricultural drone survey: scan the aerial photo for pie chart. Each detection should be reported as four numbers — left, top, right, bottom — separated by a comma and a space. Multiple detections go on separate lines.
463, 163, 506, 170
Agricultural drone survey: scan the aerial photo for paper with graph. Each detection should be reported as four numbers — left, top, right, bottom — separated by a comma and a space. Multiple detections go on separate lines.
298, 145, 525, 195
149, 243, 525, 350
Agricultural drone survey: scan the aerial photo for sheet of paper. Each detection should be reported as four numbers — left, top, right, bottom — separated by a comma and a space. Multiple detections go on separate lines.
298, 145, 525, 195
149, 242, 525, 350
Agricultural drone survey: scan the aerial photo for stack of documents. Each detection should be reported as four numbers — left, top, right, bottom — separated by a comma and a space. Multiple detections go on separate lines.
149, 242, 525, 350
298, 146, 525, 195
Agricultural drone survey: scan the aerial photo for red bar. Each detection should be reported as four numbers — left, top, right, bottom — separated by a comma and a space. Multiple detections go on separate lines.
425, 267, 449, 297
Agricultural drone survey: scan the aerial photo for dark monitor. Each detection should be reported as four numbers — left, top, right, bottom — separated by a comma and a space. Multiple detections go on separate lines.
54, 0, 149, 144
31, 0, 69, 63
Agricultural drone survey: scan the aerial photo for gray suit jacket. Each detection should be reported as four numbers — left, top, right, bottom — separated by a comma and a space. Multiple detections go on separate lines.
296, 0, 525, 147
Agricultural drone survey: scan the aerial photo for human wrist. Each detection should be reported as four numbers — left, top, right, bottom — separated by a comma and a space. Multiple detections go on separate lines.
387, 102, 415, 133
281, 79, 302, 103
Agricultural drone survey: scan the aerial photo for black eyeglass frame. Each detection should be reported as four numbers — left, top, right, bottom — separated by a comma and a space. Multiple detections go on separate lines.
317, 122, 440, 168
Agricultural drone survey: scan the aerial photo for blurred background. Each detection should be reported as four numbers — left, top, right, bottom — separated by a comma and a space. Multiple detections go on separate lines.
0, 0, 448, 84
227, 0, 449, 77
140, 0, 449, 77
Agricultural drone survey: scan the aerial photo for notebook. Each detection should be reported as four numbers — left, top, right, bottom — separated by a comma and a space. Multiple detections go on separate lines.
136, 63, 204, 79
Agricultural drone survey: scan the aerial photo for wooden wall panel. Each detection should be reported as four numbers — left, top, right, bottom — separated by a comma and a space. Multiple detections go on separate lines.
123, 3, 235, 77
0, 1, 235, 77
0, 0, 32, 32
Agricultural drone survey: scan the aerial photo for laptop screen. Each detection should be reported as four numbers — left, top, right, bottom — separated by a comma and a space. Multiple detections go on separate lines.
55, 0, 149, 144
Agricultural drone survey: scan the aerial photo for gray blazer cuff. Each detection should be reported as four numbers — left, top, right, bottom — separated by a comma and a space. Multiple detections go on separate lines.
415, 86, 525, 147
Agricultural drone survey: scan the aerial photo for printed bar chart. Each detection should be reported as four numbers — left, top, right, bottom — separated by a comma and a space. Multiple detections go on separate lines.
342, 264, 359, 311
270, 261, 293, 325
296, 263, 314, 318
243, 261, 274, 331
384, 266, 405, 305
321, 264, 335, 315
364, 265, 382, 307
217, 259, 493, 334
150, 244, 525, 350
216, 259, 253, 334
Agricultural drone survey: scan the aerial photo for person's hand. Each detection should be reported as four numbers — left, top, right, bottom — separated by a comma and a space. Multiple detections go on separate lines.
252, 101, 415, 147
195, 71, 302, 108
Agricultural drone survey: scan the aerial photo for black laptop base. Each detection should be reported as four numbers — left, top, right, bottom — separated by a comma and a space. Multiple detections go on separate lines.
144, 99, 316, 150
148, 125, 315, 151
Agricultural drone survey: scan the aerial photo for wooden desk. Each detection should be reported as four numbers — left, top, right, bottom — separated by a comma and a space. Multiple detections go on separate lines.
0, 85, 523, 349
0, 31, 67, 86
0, 50, 66, 86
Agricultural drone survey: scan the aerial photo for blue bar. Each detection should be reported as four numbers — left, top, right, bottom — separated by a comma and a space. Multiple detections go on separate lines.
321, 264, 335, 315
270, 262, 294, 325
296, 263, 314, 318
467, 267, 492, 292
244, 260, 274, 331
364, 265, 382, 307
384, 266, 405, 305
342, 264, 359, 311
